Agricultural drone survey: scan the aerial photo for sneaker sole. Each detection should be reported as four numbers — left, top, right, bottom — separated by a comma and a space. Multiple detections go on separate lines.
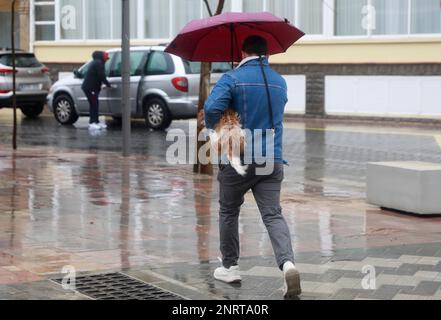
214, 275, 242, 284
283, 268, 301, 298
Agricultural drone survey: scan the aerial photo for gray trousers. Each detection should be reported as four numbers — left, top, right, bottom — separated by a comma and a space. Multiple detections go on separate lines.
218, 163, 295, 270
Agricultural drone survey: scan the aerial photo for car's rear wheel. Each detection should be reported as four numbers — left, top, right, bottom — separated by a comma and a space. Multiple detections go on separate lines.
53, 94, 79, 125
144, 98, 172, 130
21, 103, 44, 119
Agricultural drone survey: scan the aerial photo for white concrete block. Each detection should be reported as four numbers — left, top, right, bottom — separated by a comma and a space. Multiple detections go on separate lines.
367, 161, 441, 215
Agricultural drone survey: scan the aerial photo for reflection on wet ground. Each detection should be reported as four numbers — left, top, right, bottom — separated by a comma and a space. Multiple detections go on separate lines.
1, 110, 441, 299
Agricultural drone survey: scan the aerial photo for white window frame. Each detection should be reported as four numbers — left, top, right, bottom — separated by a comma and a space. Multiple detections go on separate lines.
32, 0, 56, 41
330, 0, 441, 41
30, 0, 441, 44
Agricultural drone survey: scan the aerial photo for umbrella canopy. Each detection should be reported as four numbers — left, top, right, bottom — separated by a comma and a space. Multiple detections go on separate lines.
165, 12, 305, 62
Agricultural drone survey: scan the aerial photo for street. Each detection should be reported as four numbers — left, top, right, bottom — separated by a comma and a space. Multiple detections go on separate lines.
1, 110, 441, 300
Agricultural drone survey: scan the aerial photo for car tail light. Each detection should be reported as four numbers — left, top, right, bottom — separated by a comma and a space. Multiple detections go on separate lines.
171, 77, 188, 93
41, 67, 50, 74
0, 68, 17, 76
0, 89, 11, 94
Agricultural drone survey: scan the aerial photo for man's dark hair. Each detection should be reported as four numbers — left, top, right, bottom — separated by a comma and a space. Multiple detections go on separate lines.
242, 35, 268, 56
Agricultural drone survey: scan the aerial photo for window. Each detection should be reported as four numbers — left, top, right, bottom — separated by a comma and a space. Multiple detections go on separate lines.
335, 0, 367, 36
60, 0, 83, 40
297, 0, 323, 35
335, 0, 441, 36
183, 61, 232, 74
144, 0, 170, 38
34, 0, 55, 40
267, 0, 295, 25
33, 0, 441, 43
172, 0, 202, 36
86, 0, 111, 39
111, 0, 138, 39
145, 51, 175, 75
77, 52, 114, 78
372, 0, 408, 35
246, 0, 323, 35
111, 51, 147, 77
202, 0, 232, 17
411, 0, 441, 34
0, 54, 43, 68
243, 0, 264, 12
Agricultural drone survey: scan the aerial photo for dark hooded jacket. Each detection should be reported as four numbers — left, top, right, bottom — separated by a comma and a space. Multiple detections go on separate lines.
81, 51, 110, 93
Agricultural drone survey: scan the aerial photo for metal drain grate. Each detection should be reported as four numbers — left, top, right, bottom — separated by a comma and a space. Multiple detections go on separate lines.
52, 272, 184, 300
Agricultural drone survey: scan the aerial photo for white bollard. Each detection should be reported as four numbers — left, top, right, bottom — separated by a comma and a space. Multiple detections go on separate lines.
367, 161, 441, 215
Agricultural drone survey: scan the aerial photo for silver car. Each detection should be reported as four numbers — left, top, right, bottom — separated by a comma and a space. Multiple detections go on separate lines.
47, 46, 230, 130
0, 50, 51, 118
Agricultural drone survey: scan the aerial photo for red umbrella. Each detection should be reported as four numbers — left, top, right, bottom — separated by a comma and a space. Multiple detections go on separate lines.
165, 11, 305, 63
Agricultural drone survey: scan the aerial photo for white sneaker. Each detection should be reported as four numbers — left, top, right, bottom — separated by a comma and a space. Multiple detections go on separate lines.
88, 123, 101, 131
214, 265, 241, 283
97, 122, 107, 129
282, 262, 302, 298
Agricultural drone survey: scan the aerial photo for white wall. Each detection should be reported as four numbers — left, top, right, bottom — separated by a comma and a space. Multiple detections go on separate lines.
326, 76, 441, 117
283, 75, 306, 114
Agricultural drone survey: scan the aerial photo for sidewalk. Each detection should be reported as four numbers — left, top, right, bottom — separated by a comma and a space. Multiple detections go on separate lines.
1, 117, 441, 299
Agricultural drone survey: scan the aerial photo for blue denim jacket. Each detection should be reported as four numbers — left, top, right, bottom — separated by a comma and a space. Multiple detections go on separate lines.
204, 57, 287, 164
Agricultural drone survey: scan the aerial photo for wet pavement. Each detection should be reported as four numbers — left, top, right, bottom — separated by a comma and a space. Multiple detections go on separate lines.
1, 109, 441, 300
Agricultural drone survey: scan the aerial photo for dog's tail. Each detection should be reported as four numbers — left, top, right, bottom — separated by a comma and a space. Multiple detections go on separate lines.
230, 156, 248, 176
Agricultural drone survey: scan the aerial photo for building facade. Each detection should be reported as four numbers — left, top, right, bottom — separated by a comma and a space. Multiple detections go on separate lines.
0, 0, 30, 51
14, 0, 441, 117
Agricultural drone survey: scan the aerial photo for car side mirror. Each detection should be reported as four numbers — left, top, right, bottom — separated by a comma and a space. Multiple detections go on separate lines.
73, 69, 82, 79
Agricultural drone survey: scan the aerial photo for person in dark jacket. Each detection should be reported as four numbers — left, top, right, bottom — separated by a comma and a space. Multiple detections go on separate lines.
81, 51, 111, 130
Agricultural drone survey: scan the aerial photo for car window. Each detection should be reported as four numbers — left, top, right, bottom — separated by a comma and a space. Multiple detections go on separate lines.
110, 51, 146, 77
183, 60, 231, 74
77, 52, 114, 78
145, 51, 174, 75
0, 53, 43, 68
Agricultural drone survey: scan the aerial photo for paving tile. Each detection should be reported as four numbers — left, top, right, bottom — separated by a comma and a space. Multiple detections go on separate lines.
416, 257, 441, 266
374, 274, 401, 286
393, 294, 429, 300
331, 288, 360, 300
398, 255, 423, 264
334, 277, 362, 289
311, 283, 340, 295
410, 281, 441, 296
386, 264, 421, 276
414, 271, 440, 280
240, 266, 281, 278
369, 285, 401, 300
295, 263, 330, 274
394, 276, 421, 287
300, 281, 322, 293
362, 257, 403, 268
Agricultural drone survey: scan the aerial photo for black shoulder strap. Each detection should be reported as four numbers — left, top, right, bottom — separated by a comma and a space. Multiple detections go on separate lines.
258, 56, 274, 130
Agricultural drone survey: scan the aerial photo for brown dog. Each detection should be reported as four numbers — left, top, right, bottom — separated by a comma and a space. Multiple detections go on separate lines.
209, 109, 248, 176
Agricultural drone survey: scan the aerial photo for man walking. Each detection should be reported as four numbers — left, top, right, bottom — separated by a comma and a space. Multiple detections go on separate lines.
81, 51, 111, 131
204, 35, 301, 298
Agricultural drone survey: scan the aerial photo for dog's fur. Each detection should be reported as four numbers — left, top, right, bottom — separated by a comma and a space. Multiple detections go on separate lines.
209, 109, 248, 176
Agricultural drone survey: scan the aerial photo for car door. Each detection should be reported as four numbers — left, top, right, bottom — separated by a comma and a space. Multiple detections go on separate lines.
106, 50, 147, 116
73, 53, 114, 115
